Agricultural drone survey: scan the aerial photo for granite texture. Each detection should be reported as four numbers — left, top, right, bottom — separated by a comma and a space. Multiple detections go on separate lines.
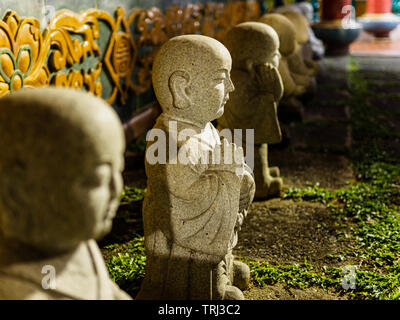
137, 35, 255, 300
0, 87, 130, 300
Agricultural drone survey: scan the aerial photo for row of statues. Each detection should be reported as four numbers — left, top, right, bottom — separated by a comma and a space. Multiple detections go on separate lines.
0, 5, 323, 300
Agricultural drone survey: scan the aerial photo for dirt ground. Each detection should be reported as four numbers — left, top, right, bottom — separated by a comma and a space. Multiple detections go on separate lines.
236, 152, 356, 300
244, 282, 350, 300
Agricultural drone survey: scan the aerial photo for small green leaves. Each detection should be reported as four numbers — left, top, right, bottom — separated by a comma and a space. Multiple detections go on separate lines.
121, 186, 147, 203
107, 237, 146, 295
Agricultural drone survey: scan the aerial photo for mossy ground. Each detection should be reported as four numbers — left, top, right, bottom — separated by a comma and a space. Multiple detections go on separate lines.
99, 55, 400, 300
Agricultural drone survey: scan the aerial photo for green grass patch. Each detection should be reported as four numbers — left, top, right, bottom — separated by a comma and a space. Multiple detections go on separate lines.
283, 183, 335, 204
248, 261, 341, 290
107, 236, 146, 296
121, 186, 147, 204
247, 260, 400, 300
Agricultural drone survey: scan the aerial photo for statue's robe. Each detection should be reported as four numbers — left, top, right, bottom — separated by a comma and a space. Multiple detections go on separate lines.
137, 114, 243, 300
0, 240, 131, 300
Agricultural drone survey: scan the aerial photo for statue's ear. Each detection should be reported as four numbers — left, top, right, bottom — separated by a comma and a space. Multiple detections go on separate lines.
245, 59, 255, 78
169, 70, 192, 110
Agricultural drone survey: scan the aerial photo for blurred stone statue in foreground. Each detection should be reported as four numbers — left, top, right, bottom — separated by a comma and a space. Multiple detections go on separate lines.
0, 88, 131, 300
218, 22, 284, 199
137, 35, 255, 300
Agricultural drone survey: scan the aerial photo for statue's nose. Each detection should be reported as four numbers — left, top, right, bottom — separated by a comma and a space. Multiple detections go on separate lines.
110, 171, 123, 200
227, 78, 235, 92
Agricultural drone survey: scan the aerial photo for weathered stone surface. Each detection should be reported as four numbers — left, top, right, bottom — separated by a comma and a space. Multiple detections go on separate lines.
0, 87, 131, 300
217, 22, 283, 199
137, 35, 255, 300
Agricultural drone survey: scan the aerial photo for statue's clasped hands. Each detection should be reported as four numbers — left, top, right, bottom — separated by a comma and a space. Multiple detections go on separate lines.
209, 138, 245, 174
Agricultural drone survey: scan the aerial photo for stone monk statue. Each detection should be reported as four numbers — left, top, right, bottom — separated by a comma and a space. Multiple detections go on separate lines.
280, 10, 319, 79
0, 87, 131, 300
136, 35, 255, 300
259, 13, 309, 122
218, 22, 284, 199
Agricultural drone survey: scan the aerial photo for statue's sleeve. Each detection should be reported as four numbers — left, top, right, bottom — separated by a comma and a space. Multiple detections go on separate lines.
166, 139, 241, 260
247, 93, 282, 145
278, 58, 297, 98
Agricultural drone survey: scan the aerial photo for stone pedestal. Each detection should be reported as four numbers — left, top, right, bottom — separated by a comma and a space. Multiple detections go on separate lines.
312, 0, 362, 55
358, 0, 400, 38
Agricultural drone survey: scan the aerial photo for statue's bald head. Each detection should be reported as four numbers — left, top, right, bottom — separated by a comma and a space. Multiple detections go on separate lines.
259, 13, 297, 56
152, 35, 233, 123
296, 2, 314, 23
281, 11, 310, 44
0, 88, 124, 173
225, 22, 280, 69
0, 87, 125, 253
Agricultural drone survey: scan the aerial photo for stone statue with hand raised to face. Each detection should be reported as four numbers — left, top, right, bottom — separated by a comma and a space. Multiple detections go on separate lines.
0, 87, 131, 300
136, 34, 255, 300
280, 10, 319, 78
259, 13, 309, 122
259, 13, 314, 97
218, 22, 284, 199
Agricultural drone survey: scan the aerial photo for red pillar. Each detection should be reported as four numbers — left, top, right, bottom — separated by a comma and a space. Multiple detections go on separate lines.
312, 0, 362, 55
321, 0, 352, 21
366, 0, 393, 14
359, 0, 399, 38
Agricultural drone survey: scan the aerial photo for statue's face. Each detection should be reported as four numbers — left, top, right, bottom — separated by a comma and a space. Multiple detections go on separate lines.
269, 48, 281, 68
244, 32, 280, 70
0, 88, 126, 253
268, 33, 281, 68
191, 57, 235, 122
210, 67, 235, 119
73, 140, 125, 241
